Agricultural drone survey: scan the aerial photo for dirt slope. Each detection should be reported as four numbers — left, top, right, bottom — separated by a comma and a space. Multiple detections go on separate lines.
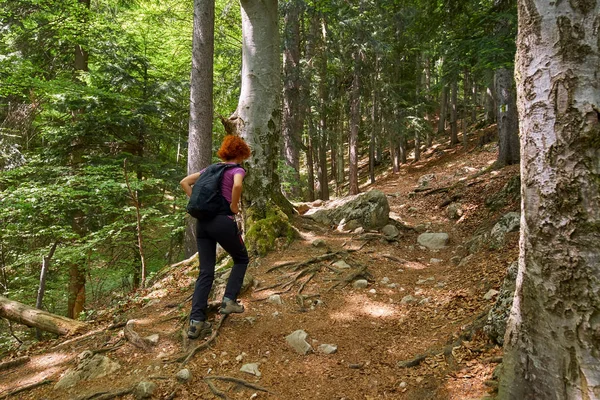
0, 140, 519, 400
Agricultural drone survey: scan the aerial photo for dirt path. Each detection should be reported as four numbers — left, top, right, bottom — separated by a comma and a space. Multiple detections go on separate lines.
0, 143, 519, 400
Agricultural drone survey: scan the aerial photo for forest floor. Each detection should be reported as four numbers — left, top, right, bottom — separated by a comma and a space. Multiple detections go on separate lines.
0, 130, 520, 400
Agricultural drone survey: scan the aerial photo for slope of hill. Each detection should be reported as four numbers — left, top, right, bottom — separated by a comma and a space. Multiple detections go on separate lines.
0, 136, 520, 400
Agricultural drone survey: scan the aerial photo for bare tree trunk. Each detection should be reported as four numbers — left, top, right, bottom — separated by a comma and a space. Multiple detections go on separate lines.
484, 72, 496, 124
282, 0, 303, 198
495, 68, 519, 166
124, 160, 147, 289
499, 0, 600, 398
184, 0, 215, 257
0, 296, 87, 336
317, 17, 329, 201
449, 79, 459, 146
36, 242, 58, 340
370, 57, 379, 183
335, 99, 345, 196
437, 85, 448, 135
348, 50, 360, 195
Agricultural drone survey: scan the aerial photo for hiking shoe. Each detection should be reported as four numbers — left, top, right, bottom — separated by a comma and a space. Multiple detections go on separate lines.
187, 320, 212, 339
220, 298, 244, 315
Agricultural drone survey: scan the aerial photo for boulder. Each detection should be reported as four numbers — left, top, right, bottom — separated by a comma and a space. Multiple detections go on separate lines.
304, 190, 390, 230
417, 174, 436, 188
417, 233, 449, 249
381, 224, 399, 239
484, 261, 518, 345
55, 353, 120, 390
134, 381, 156, 400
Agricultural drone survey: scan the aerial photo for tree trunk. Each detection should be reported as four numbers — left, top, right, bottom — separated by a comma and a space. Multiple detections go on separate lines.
36, 242, 58, 340
184, 0, 215, 257
335, 99, 345, 196
484, 73, 496, 124
370, 57, 379, 183
1, 296, 87, 336
499, 1, 600, 398
449, 79, 459, 146
281, 0, 303, 198
235, 0, 285, 215
437, 84, 448, 135
495, 68, 519, 166
348, 50, 361, 195
317, 17, 329, 201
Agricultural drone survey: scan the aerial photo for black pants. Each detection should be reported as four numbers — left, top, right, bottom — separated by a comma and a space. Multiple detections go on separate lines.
190, 215, 249, 321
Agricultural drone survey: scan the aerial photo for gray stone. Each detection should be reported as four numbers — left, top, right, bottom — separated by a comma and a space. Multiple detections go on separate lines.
490, 212, 521, 246
450, 256, 462, 265
414, 223, 430, 233
484, 262, 518, 345
430, 258, 443, 264
417, 173, 436, 188
312, 239, 327, 248
381, 277, 390, 284
55, 354, 121, 390
381, 224, 399, 238
267, 294, 284, 305
417, 233, 449, 249
240, 363, 262, 377
447, 203, 463, 220
333, 260, 352, 269
483, 289, 500, 300
459, 254, 474, 267
175, 368, 191, 382
134, 381, 156, 399
400, 295, 418, 304
144, 334, 159, 345
318, 344, 338, 354
352, 279, 369, 289
304, 190, 390, 230
285, 330, 312, 355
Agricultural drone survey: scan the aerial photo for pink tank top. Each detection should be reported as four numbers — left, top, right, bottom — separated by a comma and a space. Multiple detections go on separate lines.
199, 163, 246, 203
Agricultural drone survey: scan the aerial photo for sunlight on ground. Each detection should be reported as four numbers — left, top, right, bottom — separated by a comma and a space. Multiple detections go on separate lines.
30, 352, 71, 369
404, 261, 428, 270
328, 293, 402, 321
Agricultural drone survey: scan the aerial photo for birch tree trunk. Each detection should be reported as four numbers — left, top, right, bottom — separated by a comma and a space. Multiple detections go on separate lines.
184, 0, 214, 257
499, 0, 600, 398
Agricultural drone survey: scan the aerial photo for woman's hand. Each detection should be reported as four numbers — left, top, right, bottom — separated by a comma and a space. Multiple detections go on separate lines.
230, 203, 240, 214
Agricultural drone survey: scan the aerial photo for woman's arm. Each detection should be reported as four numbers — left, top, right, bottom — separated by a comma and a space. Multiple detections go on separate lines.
180, 172, 201, 197
230, 173, 244, 214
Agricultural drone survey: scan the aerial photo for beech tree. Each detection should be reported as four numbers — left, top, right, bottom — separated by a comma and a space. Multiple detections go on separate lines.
499, 0, 600, 398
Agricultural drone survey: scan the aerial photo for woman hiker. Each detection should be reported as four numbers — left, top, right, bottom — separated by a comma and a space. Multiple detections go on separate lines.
180, 135, 251, 339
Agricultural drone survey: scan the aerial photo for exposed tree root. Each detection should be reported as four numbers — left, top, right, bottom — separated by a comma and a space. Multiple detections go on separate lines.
205, 375, 272, 393
266, 251, 345, 273
327, 265, 373, 291
0, 356, 29, 371
297, 272, 316, 294
91, 340, 124, 355
203, 378, 231, 399
1, 378, 52, 398
123, 320, 152, 351
74, 386, 134, 400
396, 310, 489, 369
177, 314, 229, 365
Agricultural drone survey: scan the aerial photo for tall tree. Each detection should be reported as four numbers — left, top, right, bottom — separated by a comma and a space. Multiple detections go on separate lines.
184, 0, 215, 257
281, 0, 303, 199
495, 67, 519, 166
499, 0, 600, 398
231, 0, 292, 220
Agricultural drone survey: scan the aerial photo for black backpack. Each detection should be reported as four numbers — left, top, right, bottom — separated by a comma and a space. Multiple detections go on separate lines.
186, 163, 242, 220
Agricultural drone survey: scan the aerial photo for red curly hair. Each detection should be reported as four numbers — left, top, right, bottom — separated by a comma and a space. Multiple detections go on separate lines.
217, 135, 251, 161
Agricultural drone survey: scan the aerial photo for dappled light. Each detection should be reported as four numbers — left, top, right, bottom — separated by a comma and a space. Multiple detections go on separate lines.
329, 294, 402, 321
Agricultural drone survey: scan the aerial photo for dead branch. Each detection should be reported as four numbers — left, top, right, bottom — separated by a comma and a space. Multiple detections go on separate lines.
0, 356, 29, 371
123, 320, 151, 351
205, 375, 272, 393
177, 314, 229, 365
0, 378, 52, 398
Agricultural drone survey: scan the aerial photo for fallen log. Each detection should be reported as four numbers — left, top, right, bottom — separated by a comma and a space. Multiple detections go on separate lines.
0, 296, 87, 336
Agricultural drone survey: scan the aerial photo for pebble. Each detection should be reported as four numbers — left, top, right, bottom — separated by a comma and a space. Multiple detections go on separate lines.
353, 279, 369, 289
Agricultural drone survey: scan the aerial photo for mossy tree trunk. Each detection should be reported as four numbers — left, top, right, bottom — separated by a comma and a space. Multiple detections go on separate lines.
498, 0, 600, 398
